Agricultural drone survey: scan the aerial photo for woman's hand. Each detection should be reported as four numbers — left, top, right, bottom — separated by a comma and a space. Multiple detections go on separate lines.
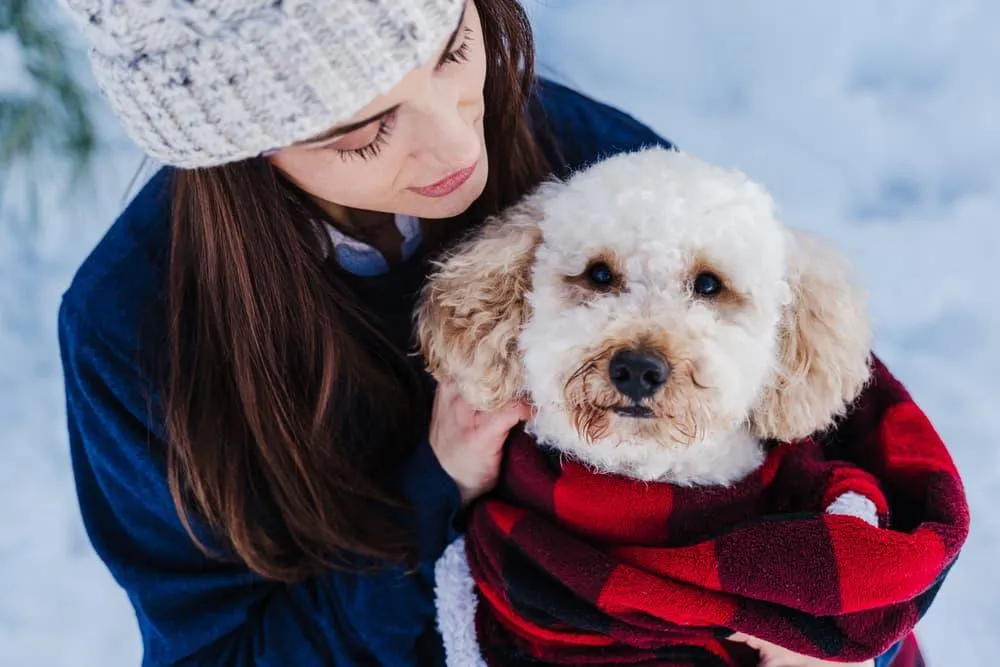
728, 633, 875, 667
429, 381, 533, 506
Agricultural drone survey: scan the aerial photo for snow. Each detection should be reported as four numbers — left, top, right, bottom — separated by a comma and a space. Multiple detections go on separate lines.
2, 1, 996, 665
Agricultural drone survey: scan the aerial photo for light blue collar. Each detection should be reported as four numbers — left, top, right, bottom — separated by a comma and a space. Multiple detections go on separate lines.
324, 214, 422, 277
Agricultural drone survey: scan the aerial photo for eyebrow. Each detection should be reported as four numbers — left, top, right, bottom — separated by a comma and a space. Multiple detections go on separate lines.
300, 4, 469, 148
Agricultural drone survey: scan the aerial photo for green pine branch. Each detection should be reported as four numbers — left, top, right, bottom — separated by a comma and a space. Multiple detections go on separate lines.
1, 0, 97, 188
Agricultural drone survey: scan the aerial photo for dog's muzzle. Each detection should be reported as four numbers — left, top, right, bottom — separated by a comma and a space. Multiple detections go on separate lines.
609, 348, 670, 405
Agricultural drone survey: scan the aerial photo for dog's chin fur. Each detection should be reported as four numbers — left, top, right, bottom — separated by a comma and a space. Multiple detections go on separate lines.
528, 416, 765, 485
417, 147, 873, 488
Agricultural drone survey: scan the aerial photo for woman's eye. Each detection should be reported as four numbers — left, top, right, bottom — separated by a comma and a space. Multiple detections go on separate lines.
333, 116, 395, 162
329, 124, 381, 153
439, 28, 472, 67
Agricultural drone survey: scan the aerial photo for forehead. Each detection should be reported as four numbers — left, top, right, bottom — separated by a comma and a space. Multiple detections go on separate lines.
534, 151, 787, 281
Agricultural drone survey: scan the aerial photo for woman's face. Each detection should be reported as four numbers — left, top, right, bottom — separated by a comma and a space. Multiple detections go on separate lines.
270, 0, 488, 220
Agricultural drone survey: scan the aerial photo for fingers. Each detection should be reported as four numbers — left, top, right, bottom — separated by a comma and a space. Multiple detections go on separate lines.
514, 399, 536, 422
727, 632, 872, 667
477, 400, 531, 438
435, 379, 460, 406
436, 381, 475, 428
758, 658, 785, 667
464, 400, 534, 443
436, 380, 534, 438
726, 632, 759, 648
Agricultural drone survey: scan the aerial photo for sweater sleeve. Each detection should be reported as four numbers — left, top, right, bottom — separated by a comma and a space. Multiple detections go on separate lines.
58, 301, 461, 667
531, 78, 676, 178
875, 641, 902, 667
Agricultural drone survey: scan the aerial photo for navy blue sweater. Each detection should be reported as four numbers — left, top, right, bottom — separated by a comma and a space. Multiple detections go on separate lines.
57, 80, 676, 666
58, 79, 903, 667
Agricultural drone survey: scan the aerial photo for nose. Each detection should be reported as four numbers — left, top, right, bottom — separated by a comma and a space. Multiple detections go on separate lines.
609, 349, 670, 402
412, 92, 481, 169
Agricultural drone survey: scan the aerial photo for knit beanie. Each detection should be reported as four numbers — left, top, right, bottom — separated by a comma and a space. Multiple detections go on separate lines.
61, 0, 465, 168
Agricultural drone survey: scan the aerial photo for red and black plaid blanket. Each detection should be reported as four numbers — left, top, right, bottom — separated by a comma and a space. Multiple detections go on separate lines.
464, 357, 969, 666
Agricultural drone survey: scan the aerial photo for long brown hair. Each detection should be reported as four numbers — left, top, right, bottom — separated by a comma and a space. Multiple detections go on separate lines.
164, 0, 551, 582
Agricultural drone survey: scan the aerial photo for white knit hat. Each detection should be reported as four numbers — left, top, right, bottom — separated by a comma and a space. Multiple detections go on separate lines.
62, 0, 465, 168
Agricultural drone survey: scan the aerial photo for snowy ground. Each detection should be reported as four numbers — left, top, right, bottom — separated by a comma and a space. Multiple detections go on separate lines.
2, 1, 997, 665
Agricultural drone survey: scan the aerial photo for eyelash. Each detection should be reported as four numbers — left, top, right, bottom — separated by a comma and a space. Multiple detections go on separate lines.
337, 115, 395, 162
336, 28, 473, 162
440, 28, 473, 66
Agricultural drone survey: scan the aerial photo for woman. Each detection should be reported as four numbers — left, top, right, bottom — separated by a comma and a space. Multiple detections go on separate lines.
58, 0, 903, 665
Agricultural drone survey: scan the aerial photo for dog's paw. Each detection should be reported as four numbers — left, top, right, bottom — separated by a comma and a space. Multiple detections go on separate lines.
825, 491, 879, 527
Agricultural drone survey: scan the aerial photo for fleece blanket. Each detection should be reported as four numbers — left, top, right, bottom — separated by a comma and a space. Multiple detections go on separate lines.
435, 357, 969, 666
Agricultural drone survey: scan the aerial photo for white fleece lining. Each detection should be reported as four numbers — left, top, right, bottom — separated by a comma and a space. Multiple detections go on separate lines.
826, 491, 879, 527
434, 537, 487, 667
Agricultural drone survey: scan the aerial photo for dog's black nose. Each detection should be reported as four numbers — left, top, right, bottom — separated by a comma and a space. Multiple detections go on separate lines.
609, 349, 669, 402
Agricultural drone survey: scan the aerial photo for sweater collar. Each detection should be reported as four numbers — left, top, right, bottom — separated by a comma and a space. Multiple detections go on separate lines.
322, 213, 422, 277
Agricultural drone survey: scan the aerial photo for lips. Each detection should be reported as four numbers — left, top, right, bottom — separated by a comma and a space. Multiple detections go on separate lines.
410, 162, 477, 198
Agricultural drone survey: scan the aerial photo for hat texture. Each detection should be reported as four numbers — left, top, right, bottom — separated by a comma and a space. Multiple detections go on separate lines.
62, 0, 465, 168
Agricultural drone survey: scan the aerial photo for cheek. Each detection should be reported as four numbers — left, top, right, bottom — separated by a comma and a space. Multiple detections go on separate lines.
465, 46, 488, 99
692, 310, 779, 413
520, 304, 608, 405
274, 150, 404, 209
521, 308, 614, 451
520, 309, 598, 408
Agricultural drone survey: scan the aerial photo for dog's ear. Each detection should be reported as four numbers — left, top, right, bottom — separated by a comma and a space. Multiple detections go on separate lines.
751, 230, 873, 442
416, 203, 542, 410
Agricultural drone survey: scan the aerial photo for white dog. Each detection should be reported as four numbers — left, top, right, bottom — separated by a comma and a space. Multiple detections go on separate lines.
416, 147, 877, 665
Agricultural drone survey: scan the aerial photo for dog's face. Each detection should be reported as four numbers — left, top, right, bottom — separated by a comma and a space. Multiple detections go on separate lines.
418, 149, 871, 484
520, 153, 790, 480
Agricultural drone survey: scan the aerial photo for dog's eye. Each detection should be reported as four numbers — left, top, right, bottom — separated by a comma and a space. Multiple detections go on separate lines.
586, 261, 616, 288
693, 272, 724, 297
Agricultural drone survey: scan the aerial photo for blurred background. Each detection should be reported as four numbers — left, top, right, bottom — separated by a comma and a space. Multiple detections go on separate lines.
1, 0, 997, 665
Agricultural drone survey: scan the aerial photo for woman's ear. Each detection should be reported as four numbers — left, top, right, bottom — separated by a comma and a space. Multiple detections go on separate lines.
416, 203, 542, 410
751, 230, 874, 442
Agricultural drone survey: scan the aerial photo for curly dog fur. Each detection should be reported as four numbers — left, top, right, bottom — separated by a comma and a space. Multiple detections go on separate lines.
416, 147, 872, 486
